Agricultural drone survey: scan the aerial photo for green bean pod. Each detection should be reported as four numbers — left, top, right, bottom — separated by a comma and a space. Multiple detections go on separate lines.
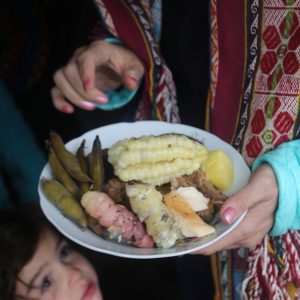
76, 140, 91, 195
41, 179, 87, 228
90, 135, 105, 191
48, 147, 80, 197
50, 131, 91, 182
87, 215, 103, 236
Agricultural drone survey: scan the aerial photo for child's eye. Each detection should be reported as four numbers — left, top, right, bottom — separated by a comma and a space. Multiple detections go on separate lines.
60, 244, 72, 260
41, 277, 52, 293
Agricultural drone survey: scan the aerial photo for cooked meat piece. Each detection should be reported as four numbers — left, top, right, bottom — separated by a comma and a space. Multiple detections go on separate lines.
197, 200, 215, 223
155, 183, 171, 195
105, 178, 126, 204
171, 169, 227, 204
164, 191, 215, 238
81, 191, 154, 248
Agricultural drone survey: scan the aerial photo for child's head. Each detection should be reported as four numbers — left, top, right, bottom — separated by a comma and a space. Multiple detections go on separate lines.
0, 209, 103, 300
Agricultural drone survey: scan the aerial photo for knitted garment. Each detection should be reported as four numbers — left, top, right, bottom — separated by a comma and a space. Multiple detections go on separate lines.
92, 0, 300, 299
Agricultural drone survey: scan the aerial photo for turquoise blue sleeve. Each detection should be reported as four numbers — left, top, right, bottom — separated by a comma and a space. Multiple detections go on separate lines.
95, 37, 139, 111
252, 140, 300, 236
0, 81, 46, 207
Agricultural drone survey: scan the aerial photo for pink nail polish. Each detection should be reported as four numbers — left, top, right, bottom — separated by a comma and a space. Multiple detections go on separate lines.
80, 100, 96, 110
83, 79, 91, 91
128, 75, 137, 84
62, 105, 73, 114
95, 96, 108, 104
223, 207, 237, 224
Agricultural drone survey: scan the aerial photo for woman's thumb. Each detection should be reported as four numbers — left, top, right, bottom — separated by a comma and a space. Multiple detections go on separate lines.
220, 190, 250, 224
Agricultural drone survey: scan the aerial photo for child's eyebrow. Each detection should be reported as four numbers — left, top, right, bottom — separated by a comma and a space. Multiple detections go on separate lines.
56, 237, 65, 253
25, 236, 65, 293
27, 263, 47, 293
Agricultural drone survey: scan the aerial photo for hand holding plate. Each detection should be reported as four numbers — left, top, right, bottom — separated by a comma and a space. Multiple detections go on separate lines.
194, 164, 278, 255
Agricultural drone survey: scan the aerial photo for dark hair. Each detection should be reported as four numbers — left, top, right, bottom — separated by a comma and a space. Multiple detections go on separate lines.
0, 208, 49, 300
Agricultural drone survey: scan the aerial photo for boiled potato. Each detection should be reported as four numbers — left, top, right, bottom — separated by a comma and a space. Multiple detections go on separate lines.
201, 150, 233, 191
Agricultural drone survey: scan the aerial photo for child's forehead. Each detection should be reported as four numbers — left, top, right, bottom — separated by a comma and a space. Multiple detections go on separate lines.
38, 227, 62, 249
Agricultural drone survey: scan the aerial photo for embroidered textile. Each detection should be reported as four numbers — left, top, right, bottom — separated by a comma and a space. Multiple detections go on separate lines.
92, 0, 300, 299
209, 1, 300, 299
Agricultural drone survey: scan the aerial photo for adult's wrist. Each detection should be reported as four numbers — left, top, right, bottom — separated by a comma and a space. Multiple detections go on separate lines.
252, 140, 300, 236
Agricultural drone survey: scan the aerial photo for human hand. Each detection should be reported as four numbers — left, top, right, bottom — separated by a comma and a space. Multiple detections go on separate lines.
195, 164, 278, 255
51, 40, 144, 113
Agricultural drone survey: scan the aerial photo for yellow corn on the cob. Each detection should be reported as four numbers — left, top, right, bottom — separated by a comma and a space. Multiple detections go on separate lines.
108, 134, 208, 186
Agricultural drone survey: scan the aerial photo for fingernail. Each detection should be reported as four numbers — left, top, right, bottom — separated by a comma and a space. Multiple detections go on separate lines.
62, 105, 73, 114
223, 207, 237, 224
128, 75, 138, 85
80, 100, 96, 110
95, 96, 108, 104
126, 70, 138, 84
83, 79, 91, 91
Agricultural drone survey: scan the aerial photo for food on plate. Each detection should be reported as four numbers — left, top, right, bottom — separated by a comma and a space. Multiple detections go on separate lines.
106, 178, 127, 204
108, 134, 208, 185
86, 215, 104, 236
126, 183, 181, 248
89, 135, 105, 191
75, 140, 91, 195
41, 178, 87, 228
41, 131, 233, 249
173, 186, 210, 211
170, 169, 227, 222
164, 190, 215, 238
81, 191, 154, 248
48, 147, 80, 197
201, 149, 233, 191
49, 131, 91, 182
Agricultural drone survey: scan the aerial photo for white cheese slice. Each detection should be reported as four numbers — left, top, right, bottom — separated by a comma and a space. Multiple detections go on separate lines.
175, 186, 209, 212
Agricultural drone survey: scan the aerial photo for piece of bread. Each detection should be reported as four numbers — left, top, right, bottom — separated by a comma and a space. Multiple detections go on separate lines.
164, 191, 215, 238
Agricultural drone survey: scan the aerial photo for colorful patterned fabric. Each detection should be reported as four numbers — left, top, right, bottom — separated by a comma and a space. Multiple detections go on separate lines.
92, 0, 300, 299
209, 1, 300, 299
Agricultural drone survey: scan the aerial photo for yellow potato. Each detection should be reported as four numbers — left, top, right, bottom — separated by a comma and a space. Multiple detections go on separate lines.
201, 150, 233, 191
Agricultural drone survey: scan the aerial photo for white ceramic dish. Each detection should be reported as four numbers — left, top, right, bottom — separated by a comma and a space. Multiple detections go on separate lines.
39, 121, 250, 259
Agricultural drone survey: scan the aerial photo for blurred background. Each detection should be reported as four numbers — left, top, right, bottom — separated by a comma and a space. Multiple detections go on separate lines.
0, 0, 213, 299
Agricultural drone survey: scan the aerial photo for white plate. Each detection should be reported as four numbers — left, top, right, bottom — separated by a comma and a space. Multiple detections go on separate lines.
39, 121, 250, 259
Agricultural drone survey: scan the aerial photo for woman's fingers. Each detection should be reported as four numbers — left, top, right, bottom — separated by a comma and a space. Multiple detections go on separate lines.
122, 63, 145, 90
51, 87, 74, 113
78, 41, 121, 92
220, 165, 278, 225
62, 61, 108, 105
51, 40, 145, 112
80, 41, 144, 91
53, 69, 97, 111
194, 216, 271, 255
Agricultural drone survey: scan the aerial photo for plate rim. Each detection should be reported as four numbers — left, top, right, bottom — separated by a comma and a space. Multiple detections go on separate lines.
39, 120, 250, 259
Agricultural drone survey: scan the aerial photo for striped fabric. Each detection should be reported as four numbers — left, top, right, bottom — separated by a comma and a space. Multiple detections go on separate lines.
93, 0, 180, 123
209, 1, 300, 299
92, 0, 300, 299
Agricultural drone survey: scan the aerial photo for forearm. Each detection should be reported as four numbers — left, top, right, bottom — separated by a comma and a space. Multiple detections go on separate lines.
252, 139, 300, 236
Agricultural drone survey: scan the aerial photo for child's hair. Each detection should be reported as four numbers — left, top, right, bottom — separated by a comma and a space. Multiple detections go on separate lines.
0, 208, 50, 300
